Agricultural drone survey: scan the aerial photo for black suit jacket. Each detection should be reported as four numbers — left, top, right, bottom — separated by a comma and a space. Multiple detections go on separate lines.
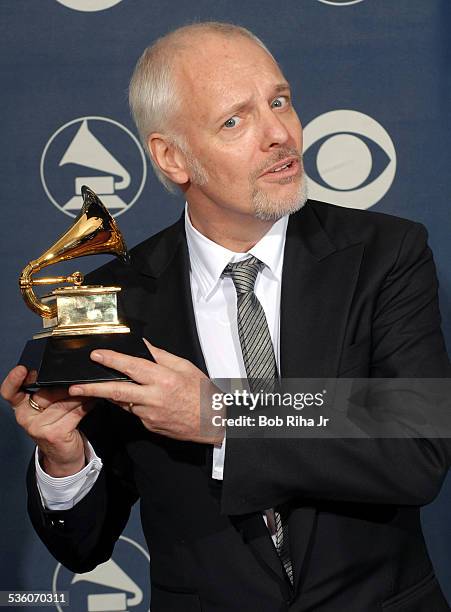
27, 200, 451, 611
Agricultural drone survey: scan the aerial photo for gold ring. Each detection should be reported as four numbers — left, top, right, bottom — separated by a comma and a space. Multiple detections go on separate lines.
29, 395, 43, 412
128, 402, 134, 411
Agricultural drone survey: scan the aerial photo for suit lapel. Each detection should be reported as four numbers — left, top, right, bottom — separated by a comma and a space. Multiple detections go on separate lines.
280, 202, 364, 588
281, 202, 364, 378
131, 216, 207, 374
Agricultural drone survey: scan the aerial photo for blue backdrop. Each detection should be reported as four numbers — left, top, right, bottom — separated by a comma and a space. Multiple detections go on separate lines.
1, 1, 450, 609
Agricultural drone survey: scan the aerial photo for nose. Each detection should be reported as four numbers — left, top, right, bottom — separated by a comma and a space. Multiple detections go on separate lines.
259, 106, 291, 151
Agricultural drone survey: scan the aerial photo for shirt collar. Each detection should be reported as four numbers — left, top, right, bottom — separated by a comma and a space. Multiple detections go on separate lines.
185, 204, 288, 300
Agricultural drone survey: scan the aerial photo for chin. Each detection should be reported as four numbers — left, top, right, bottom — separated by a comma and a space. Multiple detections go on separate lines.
252, 177, 308, 221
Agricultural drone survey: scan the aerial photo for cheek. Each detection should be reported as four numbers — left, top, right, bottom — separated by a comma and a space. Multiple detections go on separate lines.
298, 125, 303, 152
207, 149, 254, 186
291, 114, 303, 150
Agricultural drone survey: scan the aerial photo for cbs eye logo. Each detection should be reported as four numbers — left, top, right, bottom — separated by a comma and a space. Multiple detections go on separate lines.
303, 110, 397, 210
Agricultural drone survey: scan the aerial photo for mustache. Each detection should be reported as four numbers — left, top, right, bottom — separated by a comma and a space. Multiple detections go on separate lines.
250, 147, 303, 180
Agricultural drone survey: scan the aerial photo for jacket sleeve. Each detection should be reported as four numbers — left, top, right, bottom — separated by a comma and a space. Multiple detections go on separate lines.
27, 402, 139, 573
221, 222, 451, 515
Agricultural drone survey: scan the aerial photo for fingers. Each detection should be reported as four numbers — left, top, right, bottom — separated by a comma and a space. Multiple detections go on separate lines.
0, 366, 89, 415
41, 400, 94, 431
88, 342, 191, 386
16, 396, 94, 431
33, 397, 93, 422
142, 338, 189, 372
68, 380, 159, 408
1, 365, 28, 407
89, 349, 161, 384
28, 388, 85, 411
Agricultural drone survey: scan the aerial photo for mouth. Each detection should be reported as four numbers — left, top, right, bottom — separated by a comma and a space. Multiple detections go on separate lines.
259, 157, 300, 181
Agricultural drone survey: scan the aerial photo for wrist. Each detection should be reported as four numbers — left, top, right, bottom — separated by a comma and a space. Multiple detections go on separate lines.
212, 426, 225, 447
40, 452, 87, 478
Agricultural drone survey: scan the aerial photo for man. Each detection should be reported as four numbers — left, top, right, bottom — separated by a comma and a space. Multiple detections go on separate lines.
2, 22, 451, 611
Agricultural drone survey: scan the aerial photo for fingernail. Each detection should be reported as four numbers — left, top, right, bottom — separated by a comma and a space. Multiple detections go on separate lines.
70, 386, 83, 395
91, 351, 103, 362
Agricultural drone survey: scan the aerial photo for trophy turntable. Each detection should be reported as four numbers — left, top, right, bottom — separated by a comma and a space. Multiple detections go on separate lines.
18, 185, 152, 392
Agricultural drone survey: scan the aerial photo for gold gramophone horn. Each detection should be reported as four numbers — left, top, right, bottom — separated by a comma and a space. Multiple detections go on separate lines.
19, 186, 129, 319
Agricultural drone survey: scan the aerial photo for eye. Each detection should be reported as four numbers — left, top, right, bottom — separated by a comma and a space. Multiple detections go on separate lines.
303, 110, 397, 209
271, 96, 288, 109
223, 116, 241, 129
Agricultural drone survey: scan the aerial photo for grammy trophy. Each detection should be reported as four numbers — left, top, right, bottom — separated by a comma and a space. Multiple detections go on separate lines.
18, 186, 152, 392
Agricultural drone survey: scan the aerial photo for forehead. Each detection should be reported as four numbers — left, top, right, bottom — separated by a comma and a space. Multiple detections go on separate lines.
174, 34, 286, 120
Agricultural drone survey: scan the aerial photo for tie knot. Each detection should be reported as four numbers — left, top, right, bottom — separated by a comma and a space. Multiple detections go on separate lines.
223, 256, 264, 294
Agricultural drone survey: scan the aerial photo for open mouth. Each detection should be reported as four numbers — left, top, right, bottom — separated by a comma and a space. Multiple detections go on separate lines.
271, 161, 293, 173
261, 157, 299, 179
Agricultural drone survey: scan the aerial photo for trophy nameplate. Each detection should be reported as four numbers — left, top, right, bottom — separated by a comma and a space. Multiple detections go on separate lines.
35, 286, 130, 338
18, 186, 153, 392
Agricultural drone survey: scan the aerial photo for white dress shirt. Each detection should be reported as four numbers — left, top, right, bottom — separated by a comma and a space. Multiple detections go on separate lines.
36, 207, 288, 520
186, 209, 287, 479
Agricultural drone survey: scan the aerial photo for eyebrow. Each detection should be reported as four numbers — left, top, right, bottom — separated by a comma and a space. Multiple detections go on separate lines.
214, 82, 291, 123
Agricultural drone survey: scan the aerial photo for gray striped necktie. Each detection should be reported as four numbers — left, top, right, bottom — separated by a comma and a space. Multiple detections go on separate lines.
223, 256, 293, 585
223, 256, 277, 393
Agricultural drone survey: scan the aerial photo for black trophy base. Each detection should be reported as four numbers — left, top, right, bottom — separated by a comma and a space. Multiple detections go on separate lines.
18, 333, 154, 393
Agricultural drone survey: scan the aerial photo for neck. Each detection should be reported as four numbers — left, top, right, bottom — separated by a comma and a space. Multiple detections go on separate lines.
187, 201, 275, 253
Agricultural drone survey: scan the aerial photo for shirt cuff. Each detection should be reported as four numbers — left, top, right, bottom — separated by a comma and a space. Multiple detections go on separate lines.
35, 436, 103, 511
212, 432, 226, 480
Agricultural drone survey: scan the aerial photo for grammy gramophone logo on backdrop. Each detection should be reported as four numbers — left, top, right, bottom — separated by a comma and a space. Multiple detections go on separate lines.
40, 116, 147, 218
52, 536, 150, 612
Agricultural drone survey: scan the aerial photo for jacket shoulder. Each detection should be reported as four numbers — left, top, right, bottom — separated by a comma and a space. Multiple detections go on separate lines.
85, 216, 183, 284
306, 199, 426, 249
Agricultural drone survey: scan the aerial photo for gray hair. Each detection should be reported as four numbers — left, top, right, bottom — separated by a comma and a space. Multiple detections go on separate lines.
128, 22, 275, 193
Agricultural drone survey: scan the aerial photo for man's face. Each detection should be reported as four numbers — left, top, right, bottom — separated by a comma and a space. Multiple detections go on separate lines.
173, 34, 305, 222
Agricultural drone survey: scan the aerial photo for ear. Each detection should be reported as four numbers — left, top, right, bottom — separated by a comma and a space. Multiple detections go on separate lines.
147, 133, 189, 186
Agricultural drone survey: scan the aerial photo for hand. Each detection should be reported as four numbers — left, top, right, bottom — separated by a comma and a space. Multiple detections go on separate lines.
1, 366, 93, 477
68, 339, 225, 445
